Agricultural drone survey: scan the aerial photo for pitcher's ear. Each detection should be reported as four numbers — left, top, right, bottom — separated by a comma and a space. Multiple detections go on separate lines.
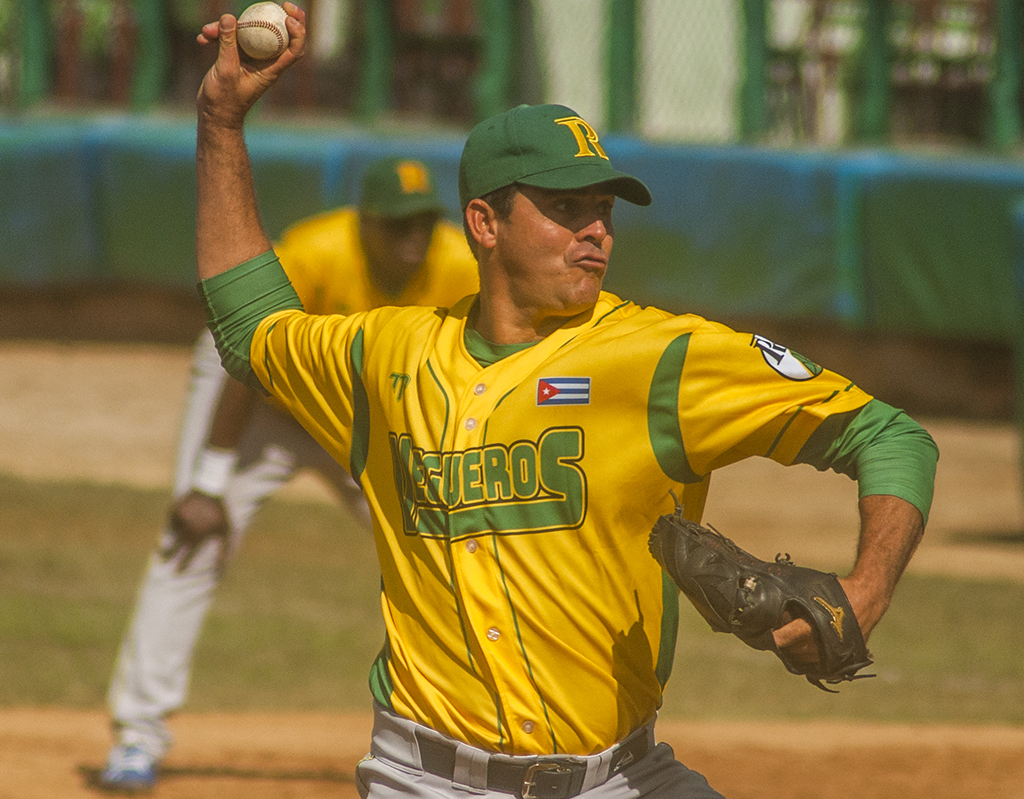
465, 198, 498, 251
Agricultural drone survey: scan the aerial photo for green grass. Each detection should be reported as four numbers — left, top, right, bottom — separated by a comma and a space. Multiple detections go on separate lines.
2, 473, 1023, 724
0, 474, 382, 711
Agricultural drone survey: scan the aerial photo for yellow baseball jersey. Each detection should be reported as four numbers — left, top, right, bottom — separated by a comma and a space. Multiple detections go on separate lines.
273, 207, 479, 314
247, 291, 872, 757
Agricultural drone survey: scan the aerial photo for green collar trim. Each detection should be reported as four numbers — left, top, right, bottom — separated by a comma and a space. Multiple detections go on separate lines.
464, 328, 537, 367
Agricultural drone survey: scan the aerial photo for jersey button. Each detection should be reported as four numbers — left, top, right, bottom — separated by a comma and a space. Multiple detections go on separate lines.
465, 418, 477, 431
486, 627, 500, 642
465, 539, 478, 553
474, 383, 486, 395
521, 720, 535, 734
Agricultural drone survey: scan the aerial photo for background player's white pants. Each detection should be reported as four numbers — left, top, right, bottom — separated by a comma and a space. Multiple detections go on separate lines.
107, 331, 369, 759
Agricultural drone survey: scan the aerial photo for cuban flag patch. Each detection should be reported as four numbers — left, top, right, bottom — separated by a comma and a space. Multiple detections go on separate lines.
537, 376, 591, 406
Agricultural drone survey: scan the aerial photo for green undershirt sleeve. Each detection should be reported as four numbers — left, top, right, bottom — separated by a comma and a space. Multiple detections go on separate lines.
794, 399, 939, 524
197, 250, 302, 392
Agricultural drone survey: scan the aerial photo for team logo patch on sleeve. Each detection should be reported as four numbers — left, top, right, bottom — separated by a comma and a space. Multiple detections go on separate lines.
751, 334, 823, 381
537, 377, 591, 406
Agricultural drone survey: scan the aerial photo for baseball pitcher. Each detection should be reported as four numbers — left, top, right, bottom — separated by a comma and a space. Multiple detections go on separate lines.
182, 7, 938, 798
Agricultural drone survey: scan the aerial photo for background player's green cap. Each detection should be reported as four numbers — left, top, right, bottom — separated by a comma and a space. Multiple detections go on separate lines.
359, 156, 446, 218
458, 104, 652, 210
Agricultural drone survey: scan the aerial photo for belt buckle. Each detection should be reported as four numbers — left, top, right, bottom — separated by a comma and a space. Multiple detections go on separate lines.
521, 760, 577, 799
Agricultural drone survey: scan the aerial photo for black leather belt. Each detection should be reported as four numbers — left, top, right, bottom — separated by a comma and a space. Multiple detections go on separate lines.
417, 729, 651, 799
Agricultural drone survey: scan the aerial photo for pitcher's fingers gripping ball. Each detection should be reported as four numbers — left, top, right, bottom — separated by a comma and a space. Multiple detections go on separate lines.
237, 2, 290, 60
648, 502, 875, 692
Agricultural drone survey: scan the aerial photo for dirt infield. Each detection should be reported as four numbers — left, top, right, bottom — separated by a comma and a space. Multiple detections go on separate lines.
2, 340, 1024, 799
3, 708, 1024, 799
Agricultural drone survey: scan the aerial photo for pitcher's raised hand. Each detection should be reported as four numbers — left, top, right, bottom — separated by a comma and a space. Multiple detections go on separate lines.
196, 2, 306, 129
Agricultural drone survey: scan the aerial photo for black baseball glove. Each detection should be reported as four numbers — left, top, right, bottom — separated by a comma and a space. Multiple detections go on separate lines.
648, 503, 874, 692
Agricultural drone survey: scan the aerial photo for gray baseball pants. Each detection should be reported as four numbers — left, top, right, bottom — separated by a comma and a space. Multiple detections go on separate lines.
357, 704, 726, 799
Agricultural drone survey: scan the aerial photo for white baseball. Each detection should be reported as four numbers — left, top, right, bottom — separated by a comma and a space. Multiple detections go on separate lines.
237, 2, 289, 60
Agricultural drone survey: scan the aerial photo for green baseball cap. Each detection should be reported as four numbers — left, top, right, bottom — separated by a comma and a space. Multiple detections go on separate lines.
458, 104, 652, 210
359, 156, 446, 218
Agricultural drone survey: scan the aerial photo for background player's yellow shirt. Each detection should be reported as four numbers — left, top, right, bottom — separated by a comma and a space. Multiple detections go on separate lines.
247, 292, 873, 758
273, 207, 479, 314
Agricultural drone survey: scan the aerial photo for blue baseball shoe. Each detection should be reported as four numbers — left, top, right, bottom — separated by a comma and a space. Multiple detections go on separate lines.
98, 744, 158, 793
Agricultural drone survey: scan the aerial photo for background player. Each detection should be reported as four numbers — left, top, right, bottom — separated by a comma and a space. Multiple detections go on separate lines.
190, 6, 937, 798
99, 154, 479, 792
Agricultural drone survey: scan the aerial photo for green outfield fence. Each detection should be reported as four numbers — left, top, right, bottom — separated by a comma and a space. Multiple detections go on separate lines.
3, 1, 1022, 146
3, 1, 1024, 492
